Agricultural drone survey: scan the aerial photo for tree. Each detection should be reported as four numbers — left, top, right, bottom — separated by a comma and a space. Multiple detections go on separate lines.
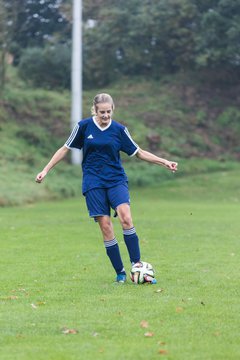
3, 0, 240, 89
18, 44, 71, 89
82, 0, 240, 86
9, 0, 70, 64
194, 0, 240, 74
0, 0, 18, 92
82, 0, 198, 85
0, 0, 6, 91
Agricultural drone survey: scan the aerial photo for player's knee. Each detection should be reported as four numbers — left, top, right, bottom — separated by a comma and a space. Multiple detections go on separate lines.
121, 214, 133, 229
99, 218, 113, 237
116, 204, 133, 229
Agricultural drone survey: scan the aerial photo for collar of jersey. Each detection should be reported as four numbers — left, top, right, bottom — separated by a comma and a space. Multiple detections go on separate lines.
92, 116, 112, 131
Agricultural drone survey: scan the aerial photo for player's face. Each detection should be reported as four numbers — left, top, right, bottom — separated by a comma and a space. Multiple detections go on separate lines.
96, 103, 113, 127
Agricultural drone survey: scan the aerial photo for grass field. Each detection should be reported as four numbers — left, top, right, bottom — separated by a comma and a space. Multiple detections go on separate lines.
1, 173, 240, 360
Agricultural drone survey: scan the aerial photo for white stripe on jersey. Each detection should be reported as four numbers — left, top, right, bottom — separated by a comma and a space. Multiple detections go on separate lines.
124, 127, 139, 148
65, 124, 80, 147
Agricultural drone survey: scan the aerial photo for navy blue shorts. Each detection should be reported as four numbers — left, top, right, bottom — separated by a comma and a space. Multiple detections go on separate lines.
85, 183, 130, 219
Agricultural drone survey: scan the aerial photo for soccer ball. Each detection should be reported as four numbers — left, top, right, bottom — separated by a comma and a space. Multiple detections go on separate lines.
130, 261, 156, 284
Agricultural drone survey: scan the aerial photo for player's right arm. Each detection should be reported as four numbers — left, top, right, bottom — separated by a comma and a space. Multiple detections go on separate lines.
35, 145, 69, 183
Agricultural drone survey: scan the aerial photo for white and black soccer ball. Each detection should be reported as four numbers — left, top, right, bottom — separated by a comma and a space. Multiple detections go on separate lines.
130, 261, 156, 284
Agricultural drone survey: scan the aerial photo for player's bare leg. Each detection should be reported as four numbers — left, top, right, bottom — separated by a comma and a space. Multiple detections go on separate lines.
97, 216, 114, 240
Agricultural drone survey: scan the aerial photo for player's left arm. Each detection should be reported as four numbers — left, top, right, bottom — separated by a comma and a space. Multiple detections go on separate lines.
136, 148, 178, 172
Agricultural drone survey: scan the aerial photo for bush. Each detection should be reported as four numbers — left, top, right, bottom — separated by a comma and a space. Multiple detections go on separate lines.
18, 44, 71, 89
217, 107, 240, 129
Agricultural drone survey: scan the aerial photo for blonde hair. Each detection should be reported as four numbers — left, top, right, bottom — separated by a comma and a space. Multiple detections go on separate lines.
91, 93, 115, 116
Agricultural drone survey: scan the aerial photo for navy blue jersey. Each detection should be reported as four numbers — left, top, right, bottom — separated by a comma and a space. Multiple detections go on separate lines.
65, 117, 139, 194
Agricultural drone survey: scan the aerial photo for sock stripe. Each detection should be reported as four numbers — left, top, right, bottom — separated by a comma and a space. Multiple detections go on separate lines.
123, 227, 136, 236
104, 238, 117, 248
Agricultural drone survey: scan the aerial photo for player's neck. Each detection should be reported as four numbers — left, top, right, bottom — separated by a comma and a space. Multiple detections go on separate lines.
93, 116, 112, 129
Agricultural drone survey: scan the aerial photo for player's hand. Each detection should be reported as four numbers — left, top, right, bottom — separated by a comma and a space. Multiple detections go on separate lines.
35, 170, 47, 183
166, 161, 178, 172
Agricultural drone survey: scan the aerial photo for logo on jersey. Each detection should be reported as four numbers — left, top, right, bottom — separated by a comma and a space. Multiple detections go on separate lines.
87, 134, 94, 139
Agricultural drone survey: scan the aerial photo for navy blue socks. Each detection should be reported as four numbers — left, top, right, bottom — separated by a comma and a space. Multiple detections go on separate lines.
123, 227, 141, 265
104, 238, 125, 275
104, 227, 141, 275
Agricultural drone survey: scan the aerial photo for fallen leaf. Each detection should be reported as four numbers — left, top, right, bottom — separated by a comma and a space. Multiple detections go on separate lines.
176, 307, 184, 313
144, 332, 154, 337
31, 303, 37, 309
159, 349, 168, 355
156, 288, 164, 293
61, 327, 78, 335
140, 320, 149, 328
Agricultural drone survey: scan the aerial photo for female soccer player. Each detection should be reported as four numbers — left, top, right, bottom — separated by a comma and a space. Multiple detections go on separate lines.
35, 93, 178, 283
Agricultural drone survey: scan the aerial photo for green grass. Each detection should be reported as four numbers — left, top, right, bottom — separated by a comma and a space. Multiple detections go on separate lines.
1, 173, 240, 359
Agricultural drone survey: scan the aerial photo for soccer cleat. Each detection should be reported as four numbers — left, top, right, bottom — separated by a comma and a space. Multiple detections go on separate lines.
144, 275, 157, 284
116, 274, 127, 283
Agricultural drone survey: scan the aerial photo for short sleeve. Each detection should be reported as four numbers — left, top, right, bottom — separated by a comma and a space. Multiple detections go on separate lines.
65, 123, 84, 150
120, 127, 139, 156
